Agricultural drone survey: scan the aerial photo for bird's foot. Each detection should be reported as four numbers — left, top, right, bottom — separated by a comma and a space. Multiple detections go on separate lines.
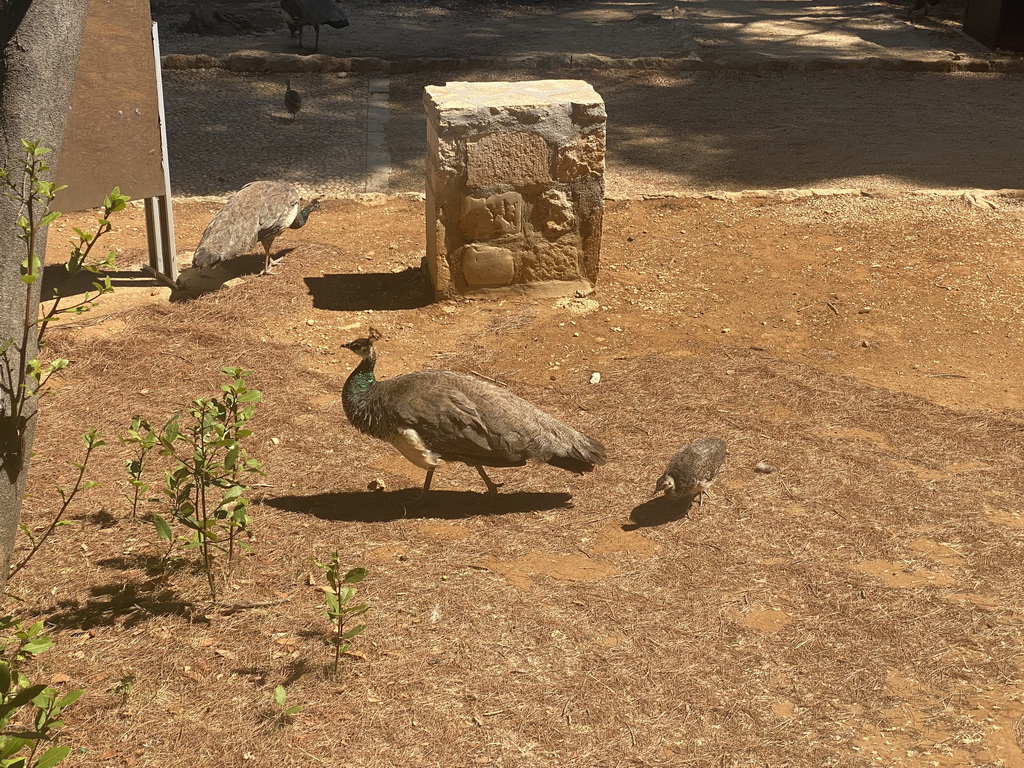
474, 466, 503, 495
260, 258, 285, 276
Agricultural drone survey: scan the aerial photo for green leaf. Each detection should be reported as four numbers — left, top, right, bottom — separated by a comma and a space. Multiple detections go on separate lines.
0, 665, 9, 696
5, 685, 47, 711
39, 211, 60, 228
221, 485, 243, 502
343, 567, 367, 584
56, 689, 84, 709
283, 705, 303, 716
153, 515, 173, 543
273, 685, 287, 707
0, 737, 30, 761
163, 419, 180, 443
21, 637, 53, 656
342, 623, 367, 640
33, 745, 71, 768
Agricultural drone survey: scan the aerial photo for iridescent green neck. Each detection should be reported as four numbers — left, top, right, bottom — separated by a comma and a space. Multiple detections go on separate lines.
345, 358, 375, 391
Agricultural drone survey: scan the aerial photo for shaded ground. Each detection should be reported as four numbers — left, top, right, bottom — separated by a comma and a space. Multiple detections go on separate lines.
164, 67, 1024, 198
152, 0, 985, 61
22, 193, 1024, 766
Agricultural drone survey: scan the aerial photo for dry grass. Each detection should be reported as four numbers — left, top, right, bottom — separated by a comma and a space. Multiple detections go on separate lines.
12, 196, 1024, 767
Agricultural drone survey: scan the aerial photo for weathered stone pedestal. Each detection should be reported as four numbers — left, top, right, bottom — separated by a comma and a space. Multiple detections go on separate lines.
423, 80, 605, 299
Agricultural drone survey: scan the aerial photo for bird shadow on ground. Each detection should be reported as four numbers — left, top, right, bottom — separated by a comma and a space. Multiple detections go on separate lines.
624, 495, 693, 530
304, 269, 431, 311
265, 489, 574, 521
171, 250, 294, 301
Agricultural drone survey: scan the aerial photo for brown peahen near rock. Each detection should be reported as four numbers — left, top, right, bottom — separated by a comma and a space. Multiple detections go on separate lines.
280, 0, 349, 52
655, 437, 727, 508
340, 329, 607, 498
192, 181, 320, 275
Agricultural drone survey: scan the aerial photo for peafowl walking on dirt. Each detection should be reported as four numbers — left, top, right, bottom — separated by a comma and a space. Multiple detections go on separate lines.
284, 79, 302, 119
281, 0, 349, 52
655, 437, 727, 508
192, 181, 320, 276
340, 329, 607, 498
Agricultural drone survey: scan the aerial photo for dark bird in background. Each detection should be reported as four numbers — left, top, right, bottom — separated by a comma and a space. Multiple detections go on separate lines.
340, 329, 607, 499
192, 181, 321, 276
655, 437, 727, 508
284, 79, 302, 119
281, 0, 349, 52
909, 0, 941, 15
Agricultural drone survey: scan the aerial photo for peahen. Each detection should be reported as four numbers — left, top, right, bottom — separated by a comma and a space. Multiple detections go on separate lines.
192, 181, 320, 276
340, 329, 607, 498
284, 79, 301, 119
655, 437, 727, 508
280, 0, 349, 52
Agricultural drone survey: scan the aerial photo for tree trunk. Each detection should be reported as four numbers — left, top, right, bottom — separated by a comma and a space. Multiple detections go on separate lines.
0, 0, 90, 594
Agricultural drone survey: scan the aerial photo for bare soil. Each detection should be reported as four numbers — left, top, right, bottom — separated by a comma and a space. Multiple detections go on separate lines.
20, 191, 1024, 767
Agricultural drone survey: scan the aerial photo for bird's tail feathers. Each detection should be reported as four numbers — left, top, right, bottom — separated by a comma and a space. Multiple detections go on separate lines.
546, 432, 606, 474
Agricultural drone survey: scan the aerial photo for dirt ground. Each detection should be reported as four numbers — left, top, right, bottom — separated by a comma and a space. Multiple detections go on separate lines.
12, 0, 1024, 765
17, 190, 1024, 767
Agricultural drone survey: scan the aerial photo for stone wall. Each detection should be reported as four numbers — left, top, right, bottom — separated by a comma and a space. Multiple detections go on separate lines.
423, 80, 605, 299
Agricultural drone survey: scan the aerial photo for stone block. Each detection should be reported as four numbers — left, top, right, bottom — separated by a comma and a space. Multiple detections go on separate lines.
459, 193, 522, 240
458, 244, 516, 288
423, 79, 605, 299
467, 132, 551, 188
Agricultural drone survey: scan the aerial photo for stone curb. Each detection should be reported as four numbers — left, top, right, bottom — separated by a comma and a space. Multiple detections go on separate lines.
631, 188, 1024, 204
161, 51, 1024, 75
169, 188, 1024, 204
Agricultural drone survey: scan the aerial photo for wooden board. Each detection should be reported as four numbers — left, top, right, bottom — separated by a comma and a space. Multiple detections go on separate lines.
55, 0, 166, 212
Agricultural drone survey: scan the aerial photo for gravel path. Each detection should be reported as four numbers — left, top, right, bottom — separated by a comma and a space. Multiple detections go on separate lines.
165, 67, 1024, 199
157, 0, 1022, 198
164, 70, 369, 198
155, 0, 985, 62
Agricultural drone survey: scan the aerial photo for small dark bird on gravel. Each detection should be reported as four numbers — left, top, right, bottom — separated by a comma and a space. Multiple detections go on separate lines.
281, 0, 349, 52
284, 79, 301, 119
655, 437, 727, 508
340, 329, 607, 499
192, 181, 320, 276
909, 0, 941, 15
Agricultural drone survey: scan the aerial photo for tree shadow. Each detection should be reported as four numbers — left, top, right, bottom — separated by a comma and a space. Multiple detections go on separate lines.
95, 552, 198, 577
85, 507, 119, 529
265, 488, 573, 521
623, 495, 693, 530
45, 581, 200, 632
303, 268, 431, 311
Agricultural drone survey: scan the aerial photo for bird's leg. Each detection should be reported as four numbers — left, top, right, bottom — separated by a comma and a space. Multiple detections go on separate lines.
474, 466, 503, 495
260, 236, 280, 275
313, 25, 320, 52
419, 469, 435, 499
